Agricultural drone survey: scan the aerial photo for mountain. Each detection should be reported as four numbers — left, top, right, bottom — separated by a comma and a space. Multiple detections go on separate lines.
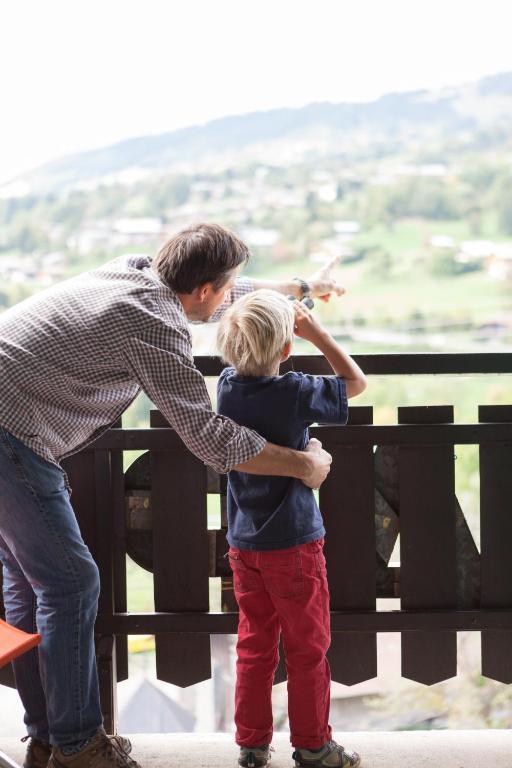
5, 70, 512, 196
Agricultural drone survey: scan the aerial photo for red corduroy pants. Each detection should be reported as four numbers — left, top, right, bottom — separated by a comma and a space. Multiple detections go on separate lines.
229, 538, 332, 749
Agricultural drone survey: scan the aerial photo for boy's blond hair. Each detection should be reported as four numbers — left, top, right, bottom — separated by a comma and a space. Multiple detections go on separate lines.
217, 289, 294, 376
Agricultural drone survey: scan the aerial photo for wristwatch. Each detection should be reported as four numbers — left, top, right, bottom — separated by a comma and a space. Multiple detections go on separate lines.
293, 277, 311, 300
292, 278, 315, 309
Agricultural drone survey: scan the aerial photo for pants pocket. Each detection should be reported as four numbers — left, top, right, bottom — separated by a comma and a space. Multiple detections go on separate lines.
263, 550, 304, 599
228, 550, 259, 593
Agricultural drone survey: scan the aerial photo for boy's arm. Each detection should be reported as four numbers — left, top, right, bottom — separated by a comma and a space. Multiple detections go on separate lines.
293, 302, 367, 398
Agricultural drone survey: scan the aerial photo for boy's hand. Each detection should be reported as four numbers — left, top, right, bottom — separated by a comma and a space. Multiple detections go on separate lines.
293, 300, 325, 343
303, 437, 332, 489
306, 256, 346, 302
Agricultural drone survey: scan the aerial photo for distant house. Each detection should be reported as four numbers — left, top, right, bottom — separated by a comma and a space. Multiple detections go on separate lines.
487, 243, 512, 280
458, 240, 495, 259
429, 235, 455, 249
239, 227, 279, 247
113, 218, 163, 237
334, 221, 361, 236
316, 183, 338, 203
455, 240, 495, 266
67, 225, 111, 255
0, 255, 38, 283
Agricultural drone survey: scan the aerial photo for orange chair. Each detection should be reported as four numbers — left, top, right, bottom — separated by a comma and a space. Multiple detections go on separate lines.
0, 619, 41, 768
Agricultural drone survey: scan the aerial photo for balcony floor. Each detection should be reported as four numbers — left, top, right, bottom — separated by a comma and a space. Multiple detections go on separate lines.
2, 730, 512, 767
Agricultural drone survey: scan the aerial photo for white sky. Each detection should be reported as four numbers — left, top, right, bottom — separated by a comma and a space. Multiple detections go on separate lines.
1, 0, 512, 184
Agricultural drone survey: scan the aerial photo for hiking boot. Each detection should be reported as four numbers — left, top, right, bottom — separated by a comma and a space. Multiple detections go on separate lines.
98, 729, 132, 756
292, 740, 361, 768
21, 736, 51, 768
48, 728, 140, 768
238, 744, 272, 767
22, 729, 132, 768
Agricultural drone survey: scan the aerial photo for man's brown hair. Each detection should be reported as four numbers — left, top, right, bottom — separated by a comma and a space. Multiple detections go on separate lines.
153, 223, 250, 293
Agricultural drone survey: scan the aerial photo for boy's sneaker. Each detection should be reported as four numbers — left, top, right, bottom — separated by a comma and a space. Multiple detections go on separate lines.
238, 744, 272, 767
22, 729, 132, 768
48, 728, 140, 768
292, 740, 361, 768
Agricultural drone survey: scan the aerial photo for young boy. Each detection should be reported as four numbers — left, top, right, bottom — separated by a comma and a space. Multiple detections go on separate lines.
216, 289, 367, 768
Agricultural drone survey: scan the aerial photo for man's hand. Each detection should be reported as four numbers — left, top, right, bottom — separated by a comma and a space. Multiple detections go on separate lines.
250, 258, 345, 304
302, 437, 332, 489
306, 255, 346, 302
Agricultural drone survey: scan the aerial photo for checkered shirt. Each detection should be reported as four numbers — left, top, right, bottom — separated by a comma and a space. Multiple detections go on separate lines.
0, 254, 266, 472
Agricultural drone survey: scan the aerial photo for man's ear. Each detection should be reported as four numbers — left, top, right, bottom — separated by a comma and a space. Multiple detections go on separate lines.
196, 283, 212, 303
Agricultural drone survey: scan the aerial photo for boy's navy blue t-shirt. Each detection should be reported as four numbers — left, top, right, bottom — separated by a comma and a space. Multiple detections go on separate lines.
217, 367, 348, 551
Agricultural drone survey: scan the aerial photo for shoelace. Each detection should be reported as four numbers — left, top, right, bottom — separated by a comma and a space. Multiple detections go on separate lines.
93, 734, 137, 767
242, 745, 274, 768
293, 742, 352, 767
325, 742, 354, 768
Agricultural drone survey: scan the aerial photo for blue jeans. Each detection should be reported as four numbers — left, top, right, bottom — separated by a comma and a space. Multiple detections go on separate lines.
0, 427, 102, 747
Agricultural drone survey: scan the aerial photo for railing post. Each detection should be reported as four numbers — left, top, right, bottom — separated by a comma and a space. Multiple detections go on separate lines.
0, 568, 15, 689
64, 450, 119, 731
399, 405, 457, 684
320, 406, 377, 685
480, 404, 512, 683
150, 411, 211, 687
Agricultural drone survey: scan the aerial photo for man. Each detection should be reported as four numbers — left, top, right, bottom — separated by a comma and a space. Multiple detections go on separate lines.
0, 223, 344, 768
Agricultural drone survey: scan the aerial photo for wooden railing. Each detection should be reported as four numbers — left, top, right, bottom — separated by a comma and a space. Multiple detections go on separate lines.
1, 353, 512, 731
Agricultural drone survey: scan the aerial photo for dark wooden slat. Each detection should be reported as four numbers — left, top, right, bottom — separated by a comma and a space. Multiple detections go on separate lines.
273, 639, 287, 686
94, 451, 114, 615
218, 476, 235, 607
96, 608, 512, 635
96, 635, 117, 735
150, 412, 211, 687
0, 566, 16, 688
62, 452, 98, 556
92, 422, 512, 452
0, 663, 15, 688
111, 448, 128, 684
0, 568, 15, 690
66, 451, 119, 728
480, 405, 512, 683
321, 407, 377, 685
94, 451, 119, 730
399, 406, 457, 684
63, 451, 120, 721
195, 353, 512, 377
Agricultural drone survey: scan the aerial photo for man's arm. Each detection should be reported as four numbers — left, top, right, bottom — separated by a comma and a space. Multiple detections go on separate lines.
122, 323, 332, 487
233, 438, 332, 490
251, 256, 345, 302
209, 256, 345, 324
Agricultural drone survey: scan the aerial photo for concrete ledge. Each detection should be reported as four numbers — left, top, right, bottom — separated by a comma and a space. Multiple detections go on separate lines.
2, 730, 512, 767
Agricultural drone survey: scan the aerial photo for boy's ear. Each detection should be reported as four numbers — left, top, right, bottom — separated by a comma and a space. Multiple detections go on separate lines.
281, 341, 292, 361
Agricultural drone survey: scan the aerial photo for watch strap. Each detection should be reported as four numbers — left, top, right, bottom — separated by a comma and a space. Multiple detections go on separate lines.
293, 277, 311, 299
